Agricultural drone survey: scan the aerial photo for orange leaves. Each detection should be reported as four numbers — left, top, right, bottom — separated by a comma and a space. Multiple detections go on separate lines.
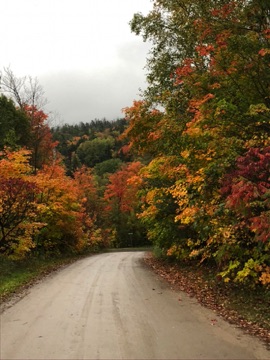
180, 150, 190, 159
184, 93, 215, 136
263, 29, 270, 40
122, 100, 164, 156
193, 18, 212, 42
258, 48, 270, 57
73, 166, 97, 206
210, 2, 237, 20
174, 59, 194, 85
195, 44, 215, 57
0, 148, 98, 256
189, 93, 215, 113
34, 162, 94, 243
215, 30, 231, 49
23, 105, 58, 170
147, 130, 162, 141
0, 148, 33, 178
259, 267, 270, 286
140, 188, 162, 220
0, 152, 44, 258
175, 206, 199, 225
124, 0, 270, 288
104, 161, 143, 213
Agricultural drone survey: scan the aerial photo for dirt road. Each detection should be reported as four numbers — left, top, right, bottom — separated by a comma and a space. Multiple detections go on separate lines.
1, 251, 269, 359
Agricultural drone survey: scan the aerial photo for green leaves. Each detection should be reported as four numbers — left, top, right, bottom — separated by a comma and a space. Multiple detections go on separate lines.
125, 0, 270, 287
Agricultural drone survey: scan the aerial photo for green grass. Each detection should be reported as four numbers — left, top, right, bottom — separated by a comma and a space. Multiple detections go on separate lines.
195, 264, 270, 330
106, 246, 153, 252
188, 263, 270, 331
223, 285, 270, 330
0, 247, 152, 302
0, 255, 81, 302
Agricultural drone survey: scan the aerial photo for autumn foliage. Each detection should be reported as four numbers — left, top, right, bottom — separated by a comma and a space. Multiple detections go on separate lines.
0, 101, 144, 257
0, 148, 98, 258
124, 0, 270, 287
103, 161, 146, 247
1, 0, 269, 289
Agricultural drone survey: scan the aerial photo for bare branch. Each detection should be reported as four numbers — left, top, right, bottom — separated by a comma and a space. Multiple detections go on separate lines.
0, 67, 48, 109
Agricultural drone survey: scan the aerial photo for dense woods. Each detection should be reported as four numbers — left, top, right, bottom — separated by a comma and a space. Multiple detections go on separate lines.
0, 0, 269, 289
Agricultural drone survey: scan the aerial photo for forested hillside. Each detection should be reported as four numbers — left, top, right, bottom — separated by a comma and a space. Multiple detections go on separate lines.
0, 68, 148, 258
0, 0, 269, 289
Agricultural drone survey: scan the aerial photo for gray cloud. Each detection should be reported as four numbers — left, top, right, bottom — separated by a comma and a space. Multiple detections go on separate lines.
41, 41, 150, 125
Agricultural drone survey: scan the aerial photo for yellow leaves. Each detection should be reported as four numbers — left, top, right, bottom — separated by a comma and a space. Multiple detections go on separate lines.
0, 148, 98, 257
208, 224, 236, 244
184, 122, 202, 136
187, 170, 204, 185
205, 203, 217, 217
244, 135, 270, 148
169, 182, 188, 202
195, 149, 216, 162
166, 244, 183, 259
167, 244, 178, 256
127, 174, 143, 187
175, 206, 199, 224
185, 168, 204, 194
247, 103, 270, 115
234, 259, 262, 283
0, 148, 33, 179
185, 93, 215, 137
141, 156, 185, 181
189, 249, 201, 258
181, 150, 190, 159
9, 221, 45, 260
259, 267, 270, 286
139, 188, 163, 219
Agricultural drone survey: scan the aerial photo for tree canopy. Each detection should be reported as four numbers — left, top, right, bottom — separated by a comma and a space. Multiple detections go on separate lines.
123, 0, 270, 286
0, 1, 269, 287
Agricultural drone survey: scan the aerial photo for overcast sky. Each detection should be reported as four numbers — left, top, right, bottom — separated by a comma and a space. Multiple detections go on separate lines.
1, 0, 152, 124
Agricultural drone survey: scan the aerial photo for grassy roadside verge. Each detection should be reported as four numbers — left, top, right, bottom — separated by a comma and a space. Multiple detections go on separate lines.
0, 248, 151, 304
0, 255, 84, 304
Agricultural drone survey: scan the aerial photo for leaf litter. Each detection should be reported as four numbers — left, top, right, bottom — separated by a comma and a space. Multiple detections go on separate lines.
143, 252, 270, 347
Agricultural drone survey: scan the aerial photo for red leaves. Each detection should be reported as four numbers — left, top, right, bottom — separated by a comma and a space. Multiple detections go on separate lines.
23, 105, 58, 170
258, 49, 268, 57
0, 177, 39, 222
223, 147, 270, 194
215, 30, 231, 49
174, 59, 194, 85
0, 177, 41, 257
263, 29, 270, 40
210, 2, 237, 19
104, 161, 143, 213
222, 147, 270, 242
0, 147, 100, 256
195, 44, 215, 56
250, 214, 270, 243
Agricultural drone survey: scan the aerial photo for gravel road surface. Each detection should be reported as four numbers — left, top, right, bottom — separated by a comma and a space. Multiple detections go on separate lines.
1, 251, 269, 359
